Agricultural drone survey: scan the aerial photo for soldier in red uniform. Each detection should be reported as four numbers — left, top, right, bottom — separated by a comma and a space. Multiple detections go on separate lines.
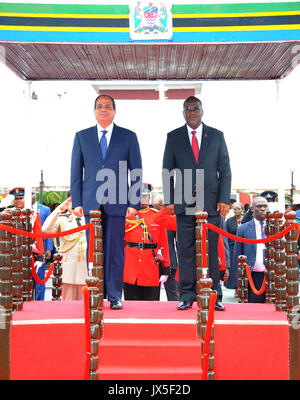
9, 188, 44, 257
123, 183, 170, 301
9, 188, 44, 299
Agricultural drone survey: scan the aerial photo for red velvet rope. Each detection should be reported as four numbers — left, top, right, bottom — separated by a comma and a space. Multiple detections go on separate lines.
201, 222, 299, 269
0, 222, 95, 264
31, 256, 55, 285
82, 285, 91, 380
202, 291, 217, 380
245, 264, 266, 295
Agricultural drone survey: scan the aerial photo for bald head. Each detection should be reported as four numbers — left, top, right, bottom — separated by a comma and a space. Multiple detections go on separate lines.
251, 196, 268, 221
152, 195, 164, 211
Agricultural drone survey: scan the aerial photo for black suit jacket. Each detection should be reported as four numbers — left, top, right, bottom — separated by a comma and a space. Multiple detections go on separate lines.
226, 216, 239, 248
162, 123, 231, 216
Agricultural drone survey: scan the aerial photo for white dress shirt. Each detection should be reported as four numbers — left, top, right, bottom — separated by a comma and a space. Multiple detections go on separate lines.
97, 122, 114, 147
187, 123, 203, 151
253, 218, 266, 272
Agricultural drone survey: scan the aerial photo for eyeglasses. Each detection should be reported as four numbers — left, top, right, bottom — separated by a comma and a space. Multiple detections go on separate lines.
184, 106, 201, 113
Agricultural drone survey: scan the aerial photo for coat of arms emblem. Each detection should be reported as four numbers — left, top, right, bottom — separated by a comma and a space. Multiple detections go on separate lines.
130, 1, 173, 40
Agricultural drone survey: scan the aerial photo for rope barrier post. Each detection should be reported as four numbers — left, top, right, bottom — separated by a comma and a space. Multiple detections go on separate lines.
0, 210, 13, 323
284, 211, 300, 380
198, 277, 215, 380
86, 276, 101, 380
0, 210, 13, 380
195, 211, 208, 340
89, 210, 104, 339
265, 211, 276, 304
11, 208, 23, 311
237, 255, 248, 303
195, 211, 209, 281
273, 211, 287, 312
195, 212, 215, 380
22, 208, 33, 302
284, 211, 299, 321
52, 253, 62, 301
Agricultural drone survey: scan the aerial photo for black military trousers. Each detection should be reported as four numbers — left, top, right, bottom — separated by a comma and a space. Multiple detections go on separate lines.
123, 282, 160, 301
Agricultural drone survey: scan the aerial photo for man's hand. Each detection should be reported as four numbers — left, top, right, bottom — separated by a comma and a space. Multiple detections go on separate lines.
165, 204, 175, 215
57, 196, 72, 213
223, 268, 229, 282
159, 274, 168, 288
34, 261, 43, 274
217, 202, 230, 218
45, 250, 52, 260
72, 206, 83, 217
126, 207, 137, 217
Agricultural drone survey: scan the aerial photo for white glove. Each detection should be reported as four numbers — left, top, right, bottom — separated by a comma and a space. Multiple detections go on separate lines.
34, 261, 43, 274
159, 274, 169, 288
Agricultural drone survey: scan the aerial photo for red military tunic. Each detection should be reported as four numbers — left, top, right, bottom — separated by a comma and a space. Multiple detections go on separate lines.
124, 207, 170, 287
153, 207, 228, 274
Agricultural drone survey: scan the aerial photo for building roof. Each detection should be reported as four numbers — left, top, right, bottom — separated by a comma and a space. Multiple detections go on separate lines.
1, 1, 300, 81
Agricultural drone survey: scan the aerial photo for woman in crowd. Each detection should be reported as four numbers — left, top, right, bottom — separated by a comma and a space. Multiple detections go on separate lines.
42, 195, 87, 300
225, 201, 244, 290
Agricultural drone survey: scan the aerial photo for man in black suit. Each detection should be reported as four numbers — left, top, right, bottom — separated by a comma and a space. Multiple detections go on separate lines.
162, 96, 231, 311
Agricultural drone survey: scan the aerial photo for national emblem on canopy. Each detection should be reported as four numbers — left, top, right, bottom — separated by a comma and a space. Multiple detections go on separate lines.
129, 1, 173, 40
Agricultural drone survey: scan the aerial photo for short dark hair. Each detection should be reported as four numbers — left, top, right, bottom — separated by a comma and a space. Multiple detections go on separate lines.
94, 94, 116, 110
183, 96, 202, 108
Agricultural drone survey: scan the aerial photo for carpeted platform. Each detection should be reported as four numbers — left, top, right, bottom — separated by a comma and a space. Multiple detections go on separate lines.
10, 300, 289, 380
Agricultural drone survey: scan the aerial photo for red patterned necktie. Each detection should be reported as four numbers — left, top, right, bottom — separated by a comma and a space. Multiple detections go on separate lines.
191, 130, 199, 163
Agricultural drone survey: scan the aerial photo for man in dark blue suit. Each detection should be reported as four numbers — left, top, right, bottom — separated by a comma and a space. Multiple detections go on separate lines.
162, 96, 231, 311
233, 196, 268, 303
70, 94, 142, 309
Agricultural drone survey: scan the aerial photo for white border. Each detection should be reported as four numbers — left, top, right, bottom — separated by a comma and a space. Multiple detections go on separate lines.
11, 318, 289, 326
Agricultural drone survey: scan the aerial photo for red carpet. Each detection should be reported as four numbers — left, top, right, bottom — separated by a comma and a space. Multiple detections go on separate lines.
10, 300, 289, 380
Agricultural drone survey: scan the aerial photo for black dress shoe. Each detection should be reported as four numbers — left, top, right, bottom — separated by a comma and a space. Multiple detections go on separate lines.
110, 300, 123, 309
214, 300, 225, 311
177, 301, 193, 310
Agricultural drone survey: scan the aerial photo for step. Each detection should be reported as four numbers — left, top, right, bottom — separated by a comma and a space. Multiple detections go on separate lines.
102, 321, 197, 341
98, 365, 202, 380
9, 300, 290, 380
99, 339, 202, 368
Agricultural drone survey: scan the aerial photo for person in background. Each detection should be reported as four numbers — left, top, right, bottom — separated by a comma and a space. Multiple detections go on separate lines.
42, 195, 87, 301
225, 198, 237, 221
152, 194, 179, 301
233, 196, 268, 303
217, 217, 230, 303
31, 189, 53, 300
123, 184, 170, 301
274, 194, 293, 213
225, 201, 244, 291
9, 187, 44, 299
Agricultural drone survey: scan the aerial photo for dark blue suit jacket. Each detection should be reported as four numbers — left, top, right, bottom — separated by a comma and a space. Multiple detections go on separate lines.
70, 123, 142, 216
35, 203, 54, 252
233, 219, 258, 286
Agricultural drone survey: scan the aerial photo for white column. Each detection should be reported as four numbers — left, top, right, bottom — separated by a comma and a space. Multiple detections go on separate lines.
275, 80, 285, 213
24, 81, 32, 209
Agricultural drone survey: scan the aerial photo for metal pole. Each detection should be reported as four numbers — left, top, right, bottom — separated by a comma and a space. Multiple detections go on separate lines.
291, 170, 294, 198
40, 169, 44, 204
